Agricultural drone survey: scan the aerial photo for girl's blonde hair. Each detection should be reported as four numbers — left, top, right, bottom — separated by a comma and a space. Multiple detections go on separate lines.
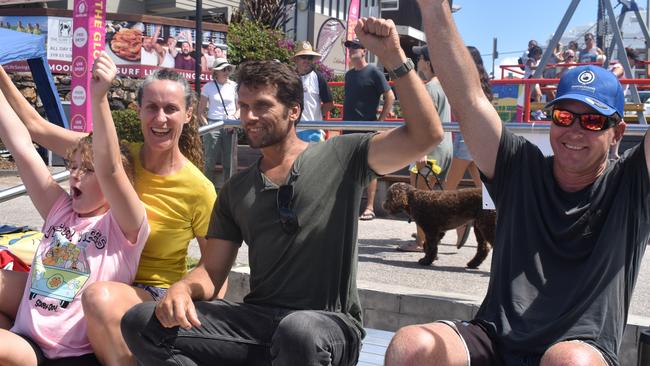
66, 135, 135, 185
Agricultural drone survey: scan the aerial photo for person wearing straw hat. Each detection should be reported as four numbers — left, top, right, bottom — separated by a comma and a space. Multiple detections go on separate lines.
292, 41, 334, 142
198, 57, 239, 189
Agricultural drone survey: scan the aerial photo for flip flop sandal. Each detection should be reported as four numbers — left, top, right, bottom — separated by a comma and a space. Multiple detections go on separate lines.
359, 210, 375, 221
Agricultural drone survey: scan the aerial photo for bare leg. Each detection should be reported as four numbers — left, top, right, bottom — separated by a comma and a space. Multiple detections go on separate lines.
540, 341, 608, 366
445, 158, 476, 243
467, 161, 482, 188
444, 158, 472, 191
385, 322, 467, 366
81, 282, 155, 366
0, 270, 28, 329
0, 329, 39, 366
361, 179, 377, 219
410, 172, 431, 248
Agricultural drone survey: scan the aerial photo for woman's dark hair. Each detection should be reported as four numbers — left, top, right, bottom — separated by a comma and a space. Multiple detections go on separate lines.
235, 60, 304, 125
528, 45, 543, 58
466, 46, 494, 101
136, 69, 204, 170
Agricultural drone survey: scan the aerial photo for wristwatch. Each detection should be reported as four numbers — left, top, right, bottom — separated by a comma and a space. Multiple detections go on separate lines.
387, 58, 415, 80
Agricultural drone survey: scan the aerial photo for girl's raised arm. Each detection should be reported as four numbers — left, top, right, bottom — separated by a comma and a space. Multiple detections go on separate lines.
90, 52, 145, 243
0, 89, 65, 219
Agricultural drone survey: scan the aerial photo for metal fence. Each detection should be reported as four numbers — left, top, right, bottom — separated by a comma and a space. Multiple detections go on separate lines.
0, 120, 647, 204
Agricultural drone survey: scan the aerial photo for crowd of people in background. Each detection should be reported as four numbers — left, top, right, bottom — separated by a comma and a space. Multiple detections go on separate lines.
140, 28, 226, 72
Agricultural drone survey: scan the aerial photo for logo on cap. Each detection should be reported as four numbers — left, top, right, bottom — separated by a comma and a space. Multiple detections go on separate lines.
578, 70, 595, 85
584, 96, 610, 110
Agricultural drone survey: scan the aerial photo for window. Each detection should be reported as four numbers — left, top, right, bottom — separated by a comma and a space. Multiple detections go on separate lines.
381, 0, 398, 11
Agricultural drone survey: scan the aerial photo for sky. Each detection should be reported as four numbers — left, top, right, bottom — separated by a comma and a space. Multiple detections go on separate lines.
449, 0, 605, 78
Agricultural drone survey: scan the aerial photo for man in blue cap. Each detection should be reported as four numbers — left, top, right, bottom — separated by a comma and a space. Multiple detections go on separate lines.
385, 1, 648, 365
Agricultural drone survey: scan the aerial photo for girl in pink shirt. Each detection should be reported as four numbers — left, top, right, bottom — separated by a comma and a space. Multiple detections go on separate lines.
0, 53, 149, 365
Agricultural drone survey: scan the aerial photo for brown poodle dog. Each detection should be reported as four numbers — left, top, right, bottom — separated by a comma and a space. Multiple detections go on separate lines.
383, 183, 496, 268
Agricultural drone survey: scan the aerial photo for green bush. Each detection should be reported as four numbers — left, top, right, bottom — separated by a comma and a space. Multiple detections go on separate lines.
227, 18, 294, 65
112, 109, 144, 143
328, 74, 345, 119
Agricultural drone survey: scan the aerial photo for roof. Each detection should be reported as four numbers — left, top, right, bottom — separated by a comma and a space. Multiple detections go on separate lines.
0, 27, 46, 64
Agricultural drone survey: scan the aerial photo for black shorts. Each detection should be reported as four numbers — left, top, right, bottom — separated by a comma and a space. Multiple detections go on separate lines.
438, 320, 613, 366
17, 334, 100, 366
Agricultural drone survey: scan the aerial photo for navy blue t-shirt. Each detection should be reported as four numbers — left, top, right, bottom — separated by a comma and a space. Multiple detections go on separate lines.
343, 64, 390, 121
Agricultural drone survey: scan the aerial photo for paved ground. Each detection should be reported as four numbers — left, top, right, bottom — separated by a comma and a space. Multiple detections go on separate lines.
1, 171, 648, 318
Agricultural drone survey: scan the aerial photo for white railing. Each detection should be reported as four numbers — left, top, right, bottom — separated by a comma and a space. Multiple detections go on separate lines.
0, 120, 647, 204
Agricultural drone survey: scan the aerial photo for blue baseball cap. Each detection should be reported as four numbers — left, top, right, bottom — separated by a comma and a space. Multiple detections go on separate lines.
545, 65, 624, 117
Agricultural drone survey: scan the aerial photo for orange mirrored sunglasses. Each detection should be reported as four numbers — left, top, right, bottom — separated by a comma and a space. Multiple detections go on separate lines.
551, 109, 619, 131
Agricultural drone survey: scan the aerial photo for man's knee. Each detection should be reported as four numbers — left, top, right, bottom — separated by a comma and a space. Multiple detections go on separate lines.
385, 323, 462, 366
271, 311, 359, 365
120, 302, 158, 349
541, 341, 608, 366
273, 312, 327, 349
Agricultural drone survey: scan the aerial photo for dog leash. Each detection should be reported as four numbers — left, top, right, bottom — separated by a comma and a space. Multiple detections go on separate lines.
415, 160, 445, 191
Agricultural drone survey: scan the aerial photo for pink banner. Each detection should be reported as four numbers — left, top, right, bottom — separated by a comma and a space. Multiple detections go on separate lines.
69, 0, 106, 132
345, 0, 360, 70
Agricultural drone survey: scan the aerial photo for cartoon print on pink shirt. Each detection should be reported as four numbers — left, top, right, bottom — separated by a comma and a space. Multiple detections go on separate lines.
30, 230, 91, 310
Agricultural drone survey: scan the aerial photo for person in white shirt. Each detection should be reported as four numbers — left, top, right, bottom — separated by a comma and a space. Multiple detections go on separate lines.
198, 58, 239, 189
140, 36, 159, 66
293, 41, 334, 142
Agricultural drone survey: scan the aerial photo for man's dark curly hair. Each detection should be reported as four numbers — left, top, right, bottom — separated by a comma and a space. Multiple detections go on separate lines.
235, 61, 304, 125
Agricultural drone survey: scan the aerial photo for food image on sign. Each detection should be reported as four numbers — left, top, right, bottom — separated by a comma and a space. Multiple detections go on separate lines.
108, 24, 142, 61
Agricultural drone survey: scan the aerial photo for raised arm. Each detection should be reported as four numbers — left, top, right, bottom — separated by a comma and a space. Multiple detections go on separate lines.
0, 66, 87, 156
155, 238, 238, 329
90, 52, 145, 243
0, 87, 65, 219
357, 17, 443, 175
167, 37, 178, 58
417, 0, 502, 178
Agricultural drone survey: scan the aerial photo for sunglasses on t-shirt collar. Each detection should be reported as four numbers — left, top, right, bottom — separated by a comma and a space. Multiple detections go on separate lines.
551, 109, 620, 132
277, 184, 299, 235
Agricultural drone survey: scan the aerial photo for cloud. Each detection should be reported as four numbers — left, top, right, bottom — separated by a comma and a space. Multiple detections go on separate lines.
493, 57, 524, 80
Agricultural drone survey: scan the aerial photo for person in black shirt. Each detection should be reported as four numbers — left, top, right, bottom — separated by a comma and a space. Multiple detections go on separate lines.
385, 1, 648, 366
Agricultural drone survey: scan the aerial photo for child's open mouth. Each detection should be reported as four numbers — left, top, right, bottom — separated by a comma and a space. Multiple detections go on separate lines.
72, 187, 82, 198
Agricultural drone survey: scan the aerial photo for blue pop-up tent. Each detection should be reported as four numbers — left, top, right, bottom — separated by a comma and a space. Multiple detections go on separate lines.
0, 28, 67, 129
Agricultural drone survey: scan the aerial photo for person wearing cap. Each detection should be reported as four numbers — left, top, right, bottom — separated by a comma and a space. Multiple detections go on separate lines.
397, 44, 453, 252
198, 58, 238, 189
343, 38, 395, 221
385, 1, 648, 366
292, 41, 334, 142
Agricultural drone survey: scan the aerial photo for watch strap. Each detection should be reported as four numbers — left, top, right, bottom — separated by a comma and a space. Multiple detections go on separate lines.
388, 58, 415, 80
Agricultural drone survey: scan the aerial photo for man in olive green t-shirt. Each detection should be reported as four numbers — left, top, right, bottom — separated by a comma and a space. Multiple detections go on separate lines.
121, 18, 444, 366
